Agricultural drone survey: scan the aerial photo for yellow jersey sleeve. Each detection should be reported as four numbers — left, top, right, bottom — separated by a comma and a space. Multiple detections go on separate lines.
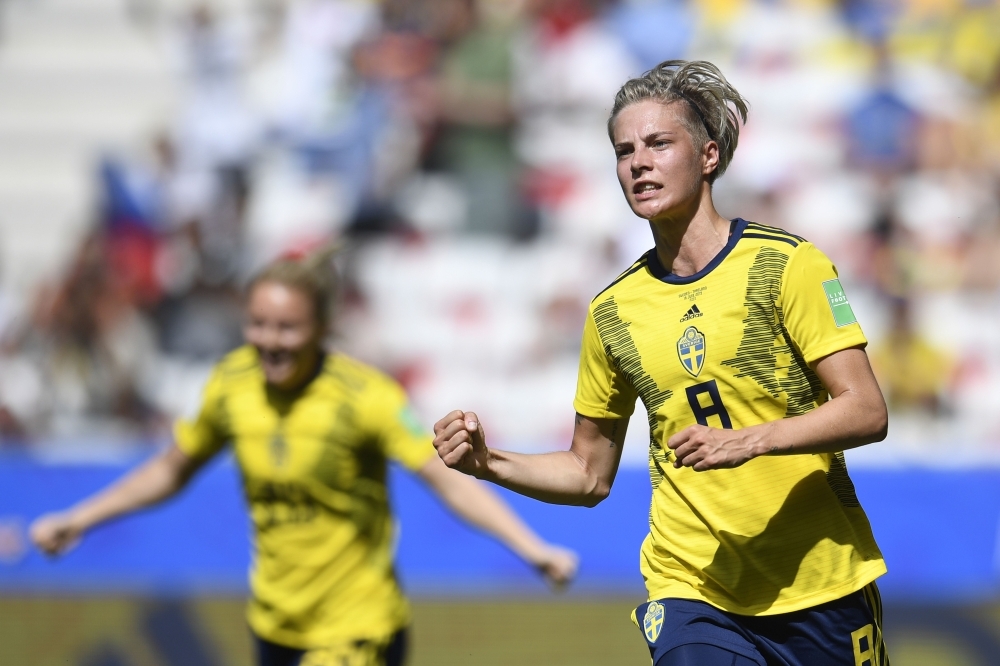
173, 366, 229, 461
360, 374, 436, 471
573, 305, 639, 419
781, 243, 868, 365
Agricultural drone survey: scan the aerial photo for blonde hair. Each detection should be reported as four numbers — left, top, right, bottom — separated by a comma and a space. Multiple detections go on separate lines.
248, 244, 340, 327
608, 60, 749, 182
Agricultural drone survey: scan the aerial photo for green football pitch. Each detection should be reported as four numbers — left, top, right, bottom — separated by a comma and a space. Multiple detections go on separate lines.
2, 597, 648, 666
1, 596, 997, 665
412, 598, 650, 665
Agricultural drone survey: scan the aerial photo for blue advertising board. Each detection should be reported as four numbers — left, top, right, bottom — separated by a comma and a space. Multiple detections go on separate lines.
1, 451, 998, 601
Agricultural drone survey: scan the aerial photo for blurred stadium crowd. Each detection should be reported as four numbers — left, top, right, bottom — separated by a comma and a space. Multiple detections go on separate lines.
0, 0, 999, 459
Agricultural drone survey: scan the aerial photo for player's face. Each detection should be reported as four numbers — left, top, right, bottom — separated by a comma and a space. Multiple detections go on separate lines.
244, 282, 324, 390
612, 100, 713, 223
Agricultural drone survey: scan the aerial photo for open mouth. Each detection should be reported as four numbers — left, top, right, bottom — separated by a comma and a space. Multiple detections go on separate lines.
633, 182, 661, 196
260, 350, 295, 369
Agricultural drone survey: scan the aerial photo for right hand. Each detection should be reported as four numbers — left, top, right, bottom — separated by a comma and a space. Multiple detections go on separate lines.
433, 410, 490, 478
30, 511, 83, 556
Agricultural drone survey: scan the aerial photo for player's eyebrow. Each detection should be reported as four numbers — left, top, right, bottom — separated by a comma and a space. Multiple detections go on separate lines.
615, 130, 680, 150
644, 130, 679, 142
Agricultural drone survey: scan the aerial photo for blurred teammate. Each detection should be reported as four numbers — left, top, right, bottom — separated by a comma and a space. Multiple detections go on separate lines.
31, 249, 577, 666
433, 61, 890, 666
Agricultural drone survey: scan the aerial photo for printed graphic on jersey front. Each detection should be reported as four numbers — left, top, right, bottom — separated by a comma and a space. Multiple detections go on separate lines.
721, 247, 824, 417
677, 326, 706, 377
593, 299, 673, 414
679, 304, 703, 321
592, 297, 673, 492
827, 452, 861, 508
643, 601, 665, 642
678, 286, 707, 302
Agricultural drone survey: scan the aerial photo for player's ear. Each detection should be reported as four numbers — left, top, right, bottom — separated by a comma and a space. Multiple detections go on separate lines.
702, 140, 720, 176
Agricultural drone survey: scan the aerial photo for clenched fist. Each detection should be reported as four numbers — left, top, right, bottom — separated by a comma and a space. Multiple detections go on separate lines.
30, 512, 83, 556
433, 410, 490, 478
532, 544, 579, 590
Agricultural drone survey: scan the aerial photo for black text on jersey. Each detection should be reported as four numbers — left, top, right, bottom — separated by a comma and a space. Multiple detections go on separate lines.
680, 304, 703, 322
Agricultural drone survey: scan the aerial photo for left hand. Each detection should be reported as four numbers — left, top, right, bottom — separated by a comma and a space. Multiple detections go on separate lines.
530, 544, 579, 591
667, 424, 767, 471
30, 511, 84, 556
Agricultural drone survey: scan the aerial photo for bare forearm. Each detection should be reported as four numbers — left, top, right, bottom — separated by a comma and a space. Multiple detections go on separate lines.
755, 389, 888, 458
481, 449, 609, 507
432, 472, 550, 562
69, 452, 193, 531
432, 410, 622, 506
31, 446, 201, 556
670, 349, 889, 471
418, 455, 578, 586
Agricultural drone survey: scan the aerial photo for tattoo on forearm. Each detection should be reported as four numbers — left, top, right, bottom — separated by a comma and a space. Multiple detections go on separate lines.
769, 445, 793, 454
577, 413, 621, 448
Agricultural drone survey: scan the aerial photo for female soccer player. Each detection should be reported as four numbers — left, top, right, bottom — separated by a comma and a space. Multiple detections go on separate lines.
433, 60, 890, 666
30, 250, 577, 666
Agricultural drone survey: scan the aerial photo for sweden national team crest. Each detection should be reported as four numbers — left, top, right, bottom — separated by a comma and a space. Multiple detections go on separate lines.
677, 326, 706, 377
643, 601, 665, 643
270, 431, 288, 467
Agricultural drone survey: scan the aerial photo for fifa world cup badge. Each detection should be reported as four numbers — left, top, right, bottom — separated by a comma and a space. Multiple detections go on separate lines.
643, 601, 665, 643
677, 326, 706, 377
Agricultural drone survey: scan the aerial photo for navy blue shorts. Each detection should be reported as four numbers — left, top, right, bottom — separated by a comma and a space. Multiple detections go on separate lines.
253, 628, 408, 666
634, 583, 888, 666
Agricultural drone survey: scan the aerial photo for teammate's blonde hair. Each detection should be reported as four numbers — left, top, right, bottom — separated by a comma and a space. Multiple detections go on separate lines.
608, 60, 749, 182
248, 243, 340, 327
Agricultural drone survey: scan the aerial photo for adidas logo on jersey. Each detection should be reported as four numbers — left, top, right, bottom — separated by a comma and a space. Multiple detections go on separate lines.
680, 304, 703, 322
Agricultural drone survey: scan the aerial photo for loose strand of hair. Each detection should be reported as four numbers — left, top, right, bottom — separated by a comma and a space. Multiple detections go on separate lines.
609, 59, 749, 182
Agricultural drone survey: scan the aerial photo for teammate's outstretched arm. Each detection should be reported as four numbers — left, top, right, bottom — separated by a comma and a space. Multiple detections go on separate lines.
433, 411, 628, 508
417, 455, 578, 588
30, 445, 204, 556
668, 346, 888, 471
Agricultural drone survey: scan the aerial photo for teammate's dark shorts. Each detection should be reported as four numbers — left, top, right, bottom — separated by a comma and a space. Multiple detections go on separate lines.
254, 628, 408, 666
633, 583, 888, 666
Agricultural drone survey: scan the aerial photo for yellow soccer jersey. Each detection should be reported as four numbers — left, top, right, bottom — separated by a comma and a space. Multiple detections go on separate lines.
175, 347, 436, 649
574, 219, 886, 616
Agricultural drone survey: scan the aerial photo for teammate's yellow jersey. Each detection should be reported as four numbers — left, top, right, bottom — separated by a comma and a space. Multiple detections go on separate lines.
175, 347, 435, 649
574, 219, 886, 616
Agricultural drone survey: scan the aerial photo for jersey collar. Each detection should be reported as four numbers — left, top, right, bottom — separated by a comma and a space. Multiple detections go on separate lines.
646, 218, 748, 285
